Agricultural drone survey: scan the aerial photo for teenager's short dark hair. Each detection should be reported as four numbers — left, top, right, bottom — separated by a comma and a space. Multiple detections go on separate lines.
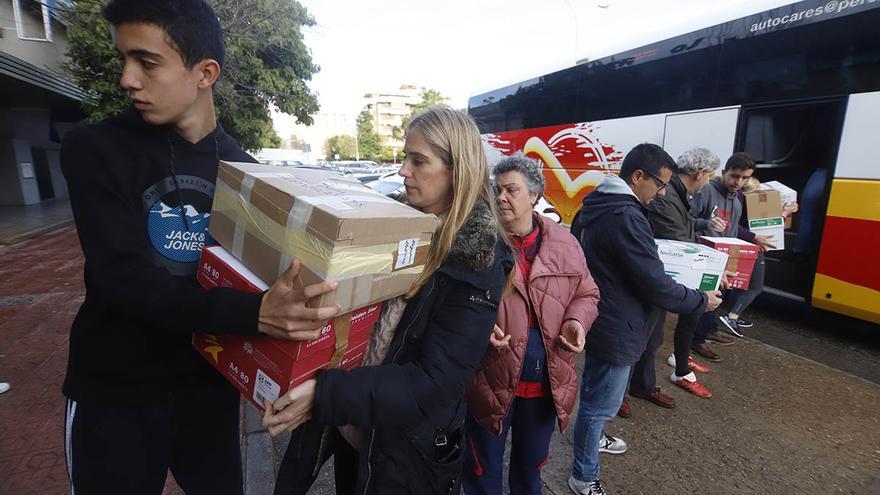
725, 152, 757, 172
619, 143, 677, 183
104, 0, 225, 70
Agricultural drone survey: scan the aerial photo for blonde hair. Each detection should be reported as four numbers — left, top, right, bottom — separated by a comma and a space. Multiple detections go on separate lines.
743, 176, 761, 194
405, 106, 509, 298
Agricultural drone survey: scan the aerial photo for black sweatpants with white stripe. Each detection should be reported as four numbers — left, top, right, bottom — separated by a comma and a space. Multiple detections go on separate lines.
64, 383, 243, 495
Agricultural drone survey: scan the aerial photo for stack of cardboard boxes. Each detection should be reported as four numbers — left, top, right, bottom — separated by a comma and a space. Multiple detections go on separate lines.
193, 162, 438, 409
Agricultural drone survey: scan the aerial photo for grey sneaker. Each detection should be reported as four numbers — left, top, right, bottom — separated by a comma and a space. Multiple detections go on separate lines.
0, 382, 9, 394
718, 315, 744, 338
598, 433, 627, 454
569, 476, 608, 495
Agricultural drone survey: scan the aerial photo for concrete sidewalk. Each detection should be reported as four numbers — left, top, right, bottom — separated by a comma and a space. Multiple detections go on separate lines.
0, 198, 73, 246
1, 227, 879, 494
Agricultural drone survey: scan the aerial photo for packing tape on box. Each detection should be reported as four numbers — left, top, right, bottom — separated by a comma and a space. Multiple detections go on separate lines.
328, 315, 351, 369
231, 175, 257, 259
212, 184, 431, 280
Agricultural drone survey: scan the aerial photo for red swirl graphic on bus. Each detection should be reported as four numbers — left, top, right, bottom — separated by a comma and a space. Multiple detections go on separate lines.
484, 123, 624, 224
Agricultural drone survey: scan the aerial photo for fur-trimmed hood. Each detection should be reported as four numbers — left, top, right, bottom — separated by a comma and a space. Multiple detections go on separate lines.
445, 199, 499, 272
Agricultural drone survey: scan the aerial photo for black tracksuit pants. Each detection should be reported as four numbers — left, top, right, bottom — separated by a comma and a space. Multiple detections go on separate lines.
64, 382, 243, 495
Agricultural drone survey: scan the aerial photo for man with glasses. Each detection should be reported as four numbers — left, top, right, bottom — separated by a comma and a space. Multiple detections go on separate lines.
568, 143, 721, 495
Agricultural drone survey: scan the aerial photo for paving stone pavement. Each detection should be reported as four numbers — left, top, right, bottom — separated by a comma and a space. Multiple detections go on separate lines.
2, 227, 879, 494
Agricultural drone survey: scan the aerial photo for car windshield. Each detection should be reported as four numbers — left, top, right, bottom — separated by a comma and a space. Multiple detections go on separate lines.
366, 180, 403, 195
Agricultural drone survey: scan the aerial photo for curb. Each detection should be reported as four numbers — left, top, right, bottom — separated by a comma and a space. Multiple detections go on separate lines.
0, 218, 74, 246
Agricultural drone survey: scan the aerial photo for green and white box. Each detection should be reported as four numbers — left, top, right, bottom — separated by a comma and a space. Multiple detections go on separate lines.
655, 239, 729, 291
748, 216, 785, 251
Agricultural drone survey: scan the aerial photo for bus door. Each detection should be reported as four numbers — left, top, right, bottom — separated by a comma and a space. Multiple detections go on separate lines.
735, 98, 847, 304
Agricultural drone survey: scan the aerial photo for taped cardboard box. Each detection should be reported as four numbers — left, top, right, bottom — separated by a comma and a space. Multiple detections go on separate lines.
655, 239, 729, 291
744, 189, 785, 250
209, 161, 437, 313
193, 245, 382, 410
760, 180, 797, 228
698, 237, 759, 290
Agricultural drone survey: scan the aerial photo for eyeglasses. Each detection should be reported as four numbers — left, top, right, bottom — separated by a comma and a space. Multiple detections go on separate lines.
640, 169, 668, 191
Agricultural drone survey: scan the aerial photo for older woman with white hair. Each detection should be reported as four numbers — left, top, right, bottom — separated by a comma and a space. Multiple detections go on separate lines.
463, 155, 600, 495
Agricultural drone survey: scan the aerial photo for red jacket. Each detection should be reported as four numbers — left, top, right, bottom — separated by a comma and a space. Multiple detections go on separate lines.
465, 214, 600, 434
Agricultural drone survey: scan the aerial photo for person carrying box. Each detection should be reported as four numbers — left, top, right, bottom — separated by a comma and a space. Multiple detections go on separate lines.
60, 2, 339, 493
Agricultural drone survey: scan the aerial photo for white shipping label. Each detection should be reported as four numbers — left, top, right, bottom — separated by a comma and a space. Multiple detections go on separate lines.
396, 238, 419, 269
253, 369, 281, 407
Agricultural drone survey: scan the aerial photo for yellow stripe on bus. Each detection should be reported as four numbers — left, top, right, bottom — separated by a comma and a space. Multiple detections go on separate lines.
812, 273, 880, 325
825, 179, 880, 222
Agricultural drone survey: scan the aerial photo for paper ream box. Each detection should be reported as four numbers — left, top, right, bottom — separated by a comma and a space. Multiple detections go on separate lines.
209, 161, 437, 313
698, 237, 760, 290
747, 217, 785, 251
193, 245, 382, 410
760, 181, 797, 228
655, 239, 729, 291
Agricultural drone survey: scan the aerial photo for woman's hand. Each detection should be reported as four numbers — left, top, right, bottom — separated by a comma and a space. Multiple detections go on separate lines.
559, 319, 585, 353
262, 379, 317, 437
488, 324, 511, 349
783, 201, 799, 218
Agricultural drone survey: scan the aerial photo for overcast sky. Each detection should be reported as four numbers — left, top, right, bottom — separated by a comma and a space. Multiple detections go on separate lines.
274, 0, 797, 135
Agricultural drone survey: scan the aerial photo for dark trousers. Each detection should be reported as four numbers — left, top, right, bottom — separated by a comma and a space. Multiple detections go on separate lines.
274, 422, 358, 495
694, 306, 719, 345
672, 310, 703, 376
462, 396, 557, 495
629, 307, 666, 394
729, 252, 766, 316
65, 383, 243, 495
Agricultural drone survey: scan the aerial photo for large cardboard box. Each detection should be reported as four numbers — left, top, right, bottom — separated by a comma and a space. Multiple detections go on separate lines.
209, 161, 437, 313
655, 239, 729, 291
193, 245, 382, 410
698, 237, 760, 290
760, 180, 797, 228
744, 189, 785, 250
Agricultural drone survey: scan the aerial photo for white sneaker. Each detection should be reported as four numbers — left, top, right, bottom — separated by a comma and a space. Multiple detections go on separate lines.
598, 433, 627, 454
0, 383, 10, 394
569, 475, 608, 495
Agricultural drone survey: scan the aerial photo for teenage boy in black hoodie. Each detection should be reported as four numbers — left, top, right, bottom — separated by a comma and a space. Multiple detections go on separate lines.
61, 1, 339, 494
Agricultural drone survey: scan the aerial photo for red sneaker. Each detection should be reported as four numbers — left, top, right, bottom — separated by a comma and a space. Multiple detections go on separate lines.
687, 357, 711, 373
671, 375, 713, 398
666, 354, 711, 373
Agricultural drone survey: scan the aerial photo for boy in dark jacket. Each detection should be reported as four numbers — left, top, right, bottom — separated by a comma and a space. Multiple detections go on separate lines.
568, 144, 721, 494
61, 2, 339, 493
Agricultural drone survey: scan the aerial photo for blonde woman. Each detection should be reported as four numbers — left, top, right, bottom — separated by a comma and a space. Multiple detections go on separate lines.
263, 107, 515, 495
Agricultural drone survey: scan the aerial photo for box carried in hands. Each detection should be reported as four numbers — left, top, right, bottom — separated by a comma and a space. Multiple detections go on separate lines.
744, 189, 785, 250
698, 237, 760, 290
208, 161, 437, 314
655, 239, 729, 291
193, 245, 382, 410
760, 180, 797, 229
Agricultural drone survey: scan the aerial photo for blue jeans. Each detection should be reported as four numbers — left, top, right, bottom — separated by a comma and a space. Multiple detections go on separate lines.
571, 354, 631, 482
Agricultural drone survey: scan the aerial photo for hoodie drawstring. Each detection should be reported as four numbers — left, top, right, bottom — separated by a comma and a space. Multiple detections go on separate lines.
166, 135, 221, 233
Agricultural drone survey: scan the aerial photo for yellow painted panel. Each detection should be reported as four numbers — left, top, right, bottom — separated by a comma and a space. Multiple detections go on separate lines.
812, 273, 880, 325
825, 179, 880, 222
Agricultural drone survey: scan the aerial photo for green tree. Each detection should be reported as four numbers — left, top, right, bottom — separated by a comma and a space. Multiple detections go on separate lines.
60, 0, 320, 151
398, 88, 450, 133
324, 135, 357, 161
356, 108, 383, 162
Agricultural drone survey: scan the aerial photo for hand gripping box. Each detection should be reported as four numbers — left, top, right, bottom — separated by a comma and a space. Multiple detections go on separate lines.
698, 237, 760, 290
208, 161, 437, 314
744, 189, 785, 250
655, 239, 729, 291
193, 245, 382, 410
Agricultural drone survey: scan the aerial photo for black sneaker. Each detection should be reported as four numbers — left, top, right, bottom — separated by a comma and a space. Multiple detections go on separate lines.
735, 317, 754, 328
718, 315, 744, 338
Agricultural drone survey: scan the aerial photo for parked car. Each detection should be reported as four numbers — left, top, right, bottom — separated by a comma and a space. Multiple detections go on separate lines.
364, 172, 405, 196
